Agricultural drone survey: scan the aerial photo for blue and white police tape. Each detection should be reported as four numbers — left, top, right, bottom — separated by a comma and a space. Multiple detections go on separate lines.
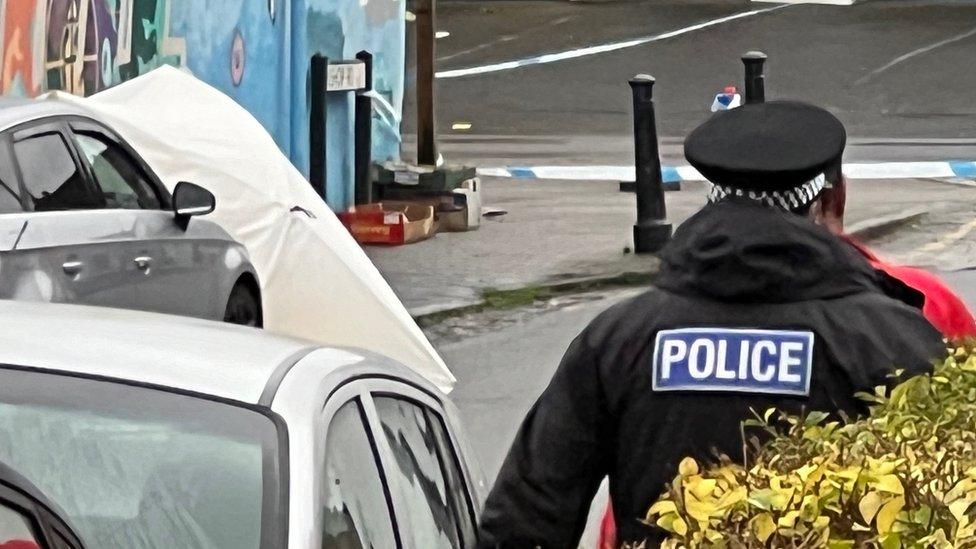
478, 161, 976, 183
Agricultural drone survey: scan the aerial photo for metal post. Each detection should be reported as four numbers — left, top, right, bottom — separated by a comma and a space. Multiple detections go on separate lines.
354, 50, 374, 205
415, 0, 437, 165
630, 75, 671, 254
742, 51, 767, 105
309, 54, 329, 199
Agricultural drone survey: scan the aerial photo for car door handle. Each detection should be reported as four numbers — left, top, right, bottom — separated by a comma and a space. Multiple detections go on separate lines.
133, 256, 153, 271
62, 261, 84, 276
290, 205, 316, 219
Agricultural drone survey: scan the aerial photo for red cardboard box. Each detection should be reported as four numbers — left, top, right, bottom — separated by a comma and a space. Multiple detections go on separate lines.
339, 203, 436, 245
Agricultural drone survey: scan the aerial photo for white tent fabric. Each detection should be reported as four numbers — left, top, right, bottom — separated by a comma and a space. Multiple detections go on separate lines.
43, 66, 456, 392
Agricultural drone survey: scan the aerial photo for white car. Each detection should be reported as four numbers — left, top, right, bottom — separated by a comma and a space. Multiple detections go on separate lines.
0, 300, 486, 548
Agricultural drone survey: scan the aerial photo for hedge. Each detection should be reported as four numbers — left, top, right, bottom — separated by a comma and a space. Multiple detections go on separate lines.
641, 344, 976, 548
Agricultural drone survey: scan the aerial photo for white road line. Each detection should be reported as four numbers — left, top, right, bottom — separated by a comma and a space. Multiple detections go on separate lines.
436, 5, 792, 79
855, 26, 976, 86
437, 16, 575, 63
437, 35, 517, 63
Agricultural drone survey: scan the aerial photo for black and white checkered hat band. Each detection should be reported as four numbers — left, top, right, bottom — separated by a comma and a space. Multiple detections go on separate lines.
707, 174, 827, 211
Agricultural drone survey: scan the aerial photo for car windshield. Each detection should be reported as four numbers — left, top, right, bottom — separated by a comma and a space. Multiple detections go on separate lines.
0, 367, 284, 549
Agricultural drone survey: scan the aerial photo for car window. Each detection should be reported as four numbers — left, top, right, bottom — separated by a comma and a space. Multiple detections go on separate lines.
323, 399, 397, 549
0, 368, 282, 549
423, 408, 476, 546
373, 397, 474, 549
0, 503, 40, 547
0, 144, 24, 214
74, 133, 161, 210
13, 132, 100, 212
53, 531, 76, 549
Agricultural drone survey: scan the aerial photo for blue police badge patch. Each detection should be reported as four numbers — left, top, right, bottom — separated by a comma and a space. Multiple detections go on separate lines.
652, 328, 814, 396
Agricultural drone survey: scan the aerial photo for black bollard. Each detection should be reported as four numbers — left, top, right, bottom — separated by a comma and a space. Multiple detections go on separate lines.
742, 51, 767, 105
415, 0, 437, 165
354, 50, 374, 205
630, 75, 672, 254
309, 54, 329, 199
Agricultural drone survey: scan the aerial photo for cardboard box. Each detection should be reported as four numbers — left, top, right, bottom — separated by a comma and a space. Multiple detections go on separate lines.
338, 203, 435, 245
436, 206, 469, 233
382, 197, 469, 233
453, 178, 482, 230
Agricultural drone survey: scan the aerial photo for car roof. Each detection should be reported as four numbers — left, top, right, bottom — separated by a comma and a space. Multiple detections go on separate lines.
0, 300, 319, 405
0, 97, 93, 132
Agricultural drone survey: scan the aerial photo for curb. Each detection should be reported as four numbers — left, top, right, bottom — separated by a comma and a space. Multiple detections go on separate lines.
413, 269, 657, 326
412, 210, 927, 326
479, 161, 976, 182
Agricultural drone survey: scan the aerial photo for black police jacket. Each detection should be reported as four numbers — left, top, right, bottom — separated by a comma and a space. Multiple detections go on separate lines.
478, 200, 946, 548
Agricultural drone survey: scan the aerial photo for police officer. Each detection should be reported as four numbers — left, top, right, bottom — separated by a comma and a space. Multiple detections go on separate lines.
477, 101, 946, 548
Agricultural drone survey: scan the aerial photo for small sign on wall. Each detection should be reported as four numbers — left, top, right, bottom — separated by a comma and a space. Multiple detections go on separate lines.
327, 62, 367, 92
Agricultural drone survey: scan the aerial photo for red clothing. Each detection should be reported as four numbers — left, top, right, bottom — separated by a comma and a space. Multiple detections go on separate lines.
0, 541, 41, 549
597, 240, 975, 548
846, 238, 976, 340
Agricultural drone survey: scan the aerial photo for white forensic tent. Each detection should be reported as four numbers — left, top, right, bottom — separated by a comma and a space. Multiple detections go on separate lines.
43, 66, 456, 392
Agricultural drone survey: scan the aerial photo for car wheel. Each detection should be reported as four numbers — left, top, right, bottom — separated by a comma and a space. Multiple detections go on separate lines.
223, 282, 262, 328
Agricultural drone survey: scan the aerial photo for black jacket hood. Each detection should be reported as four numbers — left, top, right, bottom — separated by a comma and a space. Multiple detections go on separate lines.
657, 200, 887, 303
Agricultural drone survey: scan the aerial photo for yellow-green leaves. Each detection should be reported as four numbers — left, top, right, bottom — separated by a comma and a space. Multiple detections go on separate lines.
752, 513, 775, 543
672, 516, 688, 536
860, 491, 884, 524
876, 496, 905, 535
639, 343, 976, 548
874, 474, 905, 495
679, 457, 700, 477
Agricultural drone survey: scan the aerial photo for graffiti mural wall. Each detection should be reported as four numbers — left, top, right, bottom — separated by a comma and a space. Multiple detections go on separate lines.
0, 0, 406, 211
1, 0, 184, 96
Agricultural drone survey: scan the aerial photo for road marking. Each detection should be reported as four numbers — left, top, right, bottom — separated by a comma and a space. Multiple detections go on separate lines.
437, 35, 517, 63
916, 218, 976, 253
436, 5, 791, 79
437, 16, 575, 64
855, 26, 976, 85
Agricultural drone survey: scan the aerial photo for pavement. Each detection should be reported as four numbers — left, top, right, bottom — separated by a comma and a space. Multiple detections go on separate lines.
366, 175, 976, 316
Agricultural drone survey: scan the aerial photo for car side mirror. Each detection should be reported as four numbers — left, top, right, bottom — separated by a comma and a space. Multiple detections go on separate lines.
173, 182, 216, 226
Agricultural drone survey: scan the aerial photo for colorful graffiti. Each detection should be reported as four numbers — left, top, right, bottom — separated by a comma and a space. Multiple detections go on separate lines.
0, 0, 185, 96
0, 0, 408, 212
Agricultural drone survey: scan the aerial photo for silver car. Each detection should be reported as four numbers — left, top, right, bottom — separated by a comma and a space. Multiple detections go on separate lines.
0, 300, 487, 548
0, 98, 262, 326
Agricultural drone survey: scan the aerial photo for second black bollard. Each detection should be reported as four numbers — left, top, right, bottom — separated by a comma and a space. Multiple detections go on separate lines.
630, 75, 672, 254
309, 54, 329, 199
354, 50, 374, 205
742, 51, 767, 105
